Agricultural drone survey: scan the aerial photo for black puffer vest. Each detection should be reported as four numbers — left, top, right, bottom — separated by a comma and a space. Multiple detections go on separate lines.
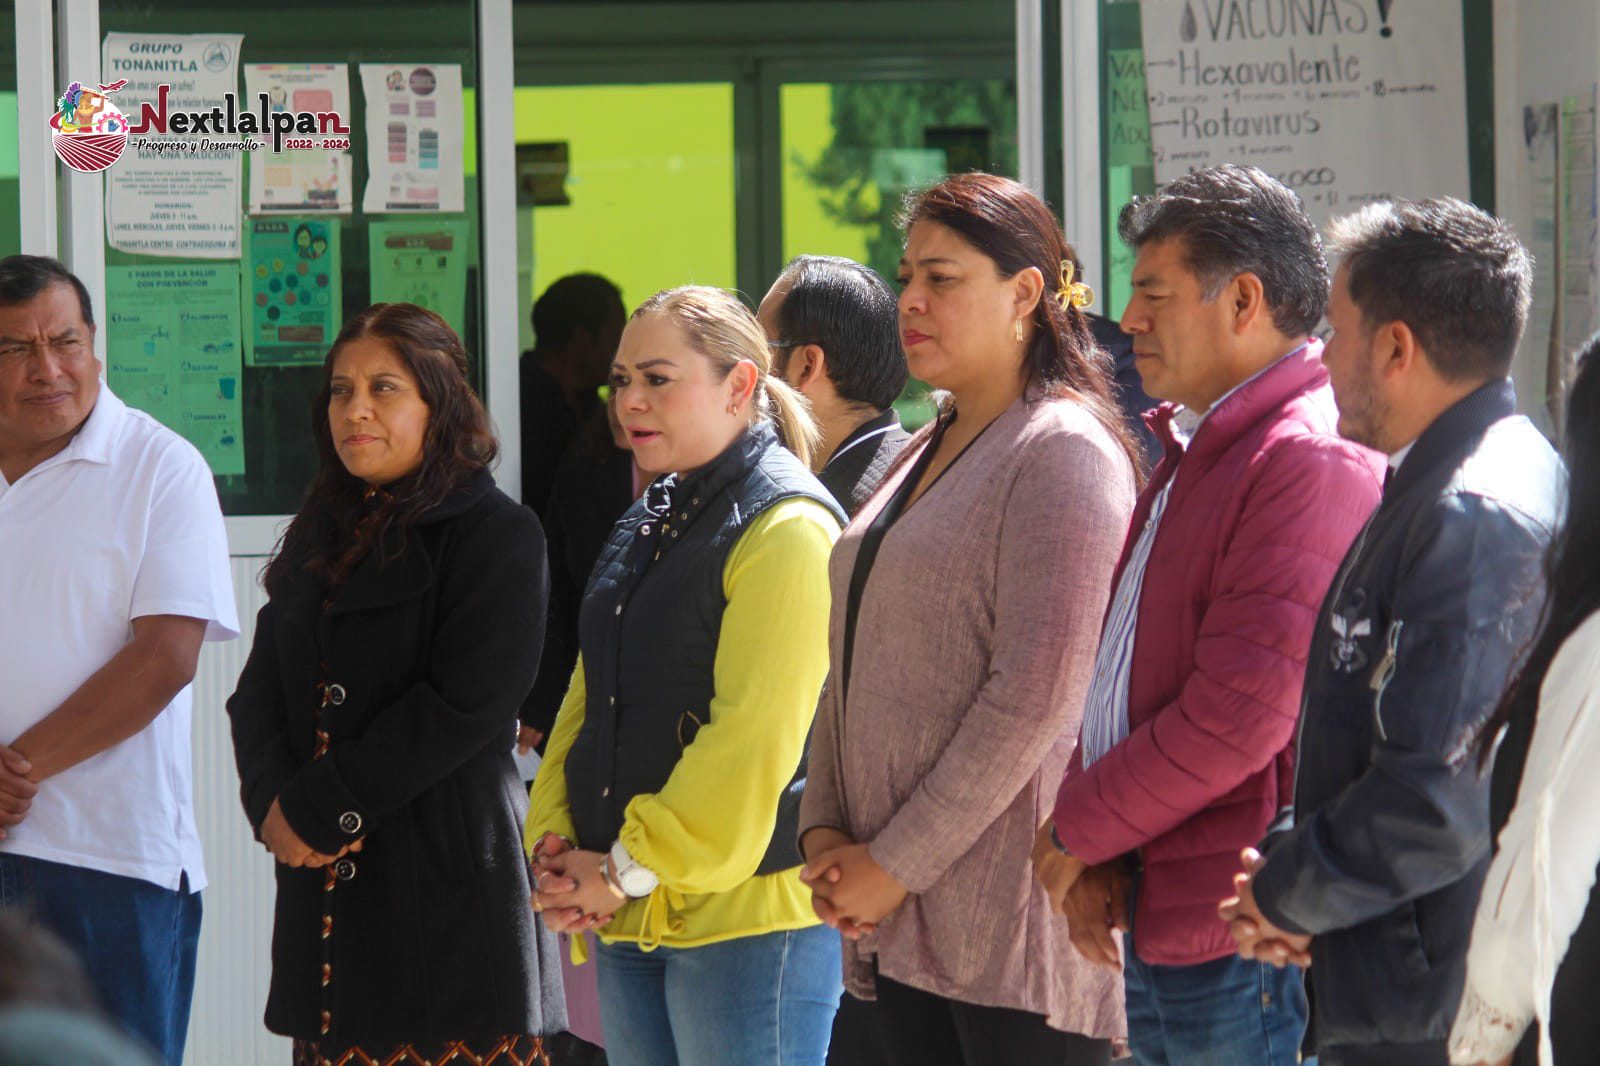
565, 422, 845, 876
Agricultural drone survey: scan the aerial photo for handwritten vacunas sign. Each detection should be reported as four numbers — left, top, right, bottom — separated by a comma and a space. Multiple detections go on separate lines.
1138, 0, 1469, 226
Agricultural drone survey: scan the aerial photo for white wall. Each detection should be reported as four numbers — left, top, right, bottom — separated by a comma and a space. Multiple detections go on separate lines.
186, 557, 290, 1065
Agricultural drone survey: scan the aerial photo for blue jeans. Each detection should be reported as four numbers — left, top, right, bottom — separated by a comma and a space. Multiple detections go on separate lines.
0, 854, 202, 1066
1123, 925, 1307, 1066
595, 925, 843, 1066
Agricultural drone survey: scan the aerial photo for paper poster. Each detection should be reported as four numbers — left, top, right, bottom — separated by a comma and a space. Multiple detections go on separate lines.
244, 217, 341, 367
244, 63, 352, 214
368, 218, 470, 339
103, 33, 244, 257
106, 265, 245, 476
1138, 0, 1469, 226
1107, 48, 1153, 168
1518, 103, 1560, 428
359, 63, 464, 213
1560, 89, 1599, 367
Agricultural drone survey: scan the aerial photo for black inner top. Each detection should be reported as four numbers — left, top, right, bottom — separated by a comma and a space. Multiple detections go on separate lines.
840, 408, 996, 699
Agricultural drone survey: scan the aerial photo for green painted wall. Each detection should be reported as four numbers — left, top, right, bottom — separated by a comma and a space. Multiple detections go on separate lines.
511, 83, 736, 312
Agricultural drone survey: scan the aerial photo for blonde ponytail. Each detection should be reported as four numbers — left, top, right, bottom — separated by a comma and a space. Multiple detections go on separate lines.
632, 285, 822, 466
760, 374, 822, 468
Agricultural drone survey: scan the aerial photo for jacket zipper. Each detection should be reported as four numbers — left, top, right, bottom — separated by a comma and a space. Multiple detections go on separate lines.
1368, 620, 1404, 741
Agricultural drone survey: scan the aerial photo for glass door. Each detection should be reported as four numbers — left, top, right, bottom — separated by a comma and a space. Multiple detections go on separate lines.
777, 67, 1019, 426
0, 0, 18, 253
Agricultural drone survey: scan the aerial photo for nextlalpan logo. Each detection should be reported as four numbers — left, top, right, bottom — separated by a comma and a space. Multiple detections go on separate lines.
51, 78, 351, 174
51, 80, 131, 172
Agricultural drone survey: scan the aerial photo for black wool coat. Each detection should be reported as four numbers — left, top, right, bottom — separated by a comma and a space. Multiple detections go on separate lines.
226, 470, 565, 1052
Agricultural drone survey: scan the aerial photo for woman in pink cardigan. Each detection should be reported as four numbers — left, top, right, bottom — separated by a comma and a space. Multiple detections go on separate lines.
798, 173, 1137, 1066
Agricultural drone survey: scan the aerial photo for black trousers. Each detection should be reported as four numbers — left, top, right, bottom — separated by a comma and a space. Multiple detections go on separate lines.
849, 974, 1111, 1066
827, 992, 888, 1065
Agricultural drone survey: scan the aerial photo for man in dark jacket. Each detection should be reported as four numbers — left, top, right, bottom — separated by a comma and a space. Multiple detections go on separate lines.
1225, 198, 1564, 1066
756, 255, 910, 517
756, 255, 908, 1066
519, 273, 626, 517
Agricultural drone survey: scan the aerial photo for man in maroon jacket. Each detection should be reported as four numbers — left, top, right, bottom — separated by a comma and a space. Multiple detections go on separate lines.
1033, 165, 1384, 1065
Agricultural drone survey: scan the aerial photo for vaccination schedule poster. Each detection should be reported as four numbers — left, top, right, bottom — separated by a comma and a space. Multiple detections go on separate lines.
1138, 0, 1469, 227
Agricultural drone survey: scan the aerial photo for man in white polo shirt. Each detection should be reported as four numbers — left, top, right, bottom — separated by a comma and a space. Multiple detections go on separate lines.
0, 255, 237, 1065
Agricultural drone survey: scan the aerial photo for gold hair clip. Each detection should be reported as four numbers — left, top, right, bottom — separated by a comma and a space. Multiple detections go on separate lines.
1057, 261, 1095, 311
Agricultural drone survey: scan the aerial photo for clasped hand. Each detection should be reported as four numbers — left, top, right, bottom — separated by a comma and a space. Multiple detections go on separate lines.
799, 829, 908, 940
1219, 847, 1311, 968
0, 745, 37, 840
1030, 820, 1130, 970
260, 797, 363, 868
528, 832, 624, 934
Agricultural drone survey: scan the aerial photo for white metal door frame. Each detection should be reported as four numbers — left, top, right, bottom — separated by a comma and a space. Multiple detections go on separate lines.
16, 0, 58, 257
1061, 2, 1103, 294
56, 0, 104, 365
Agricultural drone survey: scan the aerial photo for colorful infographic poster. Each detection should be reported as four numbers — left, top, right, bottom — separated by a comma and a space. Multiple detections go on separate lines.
106, 264, 245, 475
244, 63, 353, 214
244, 217, 342, 367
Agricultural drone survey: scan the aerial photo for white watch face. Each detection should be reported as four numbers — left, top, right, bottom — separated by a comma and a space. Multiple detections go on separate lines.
617, 864, 654, 896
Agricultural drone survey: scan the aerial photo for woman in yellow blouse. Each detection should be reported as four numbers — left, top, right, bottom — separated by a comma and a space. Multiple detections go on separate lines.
525, 286, 845, 1066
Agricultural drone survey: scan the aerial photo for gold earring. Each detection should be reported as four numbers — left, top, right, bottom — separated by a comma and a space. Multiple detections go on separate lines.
1014, 317, 1025, 343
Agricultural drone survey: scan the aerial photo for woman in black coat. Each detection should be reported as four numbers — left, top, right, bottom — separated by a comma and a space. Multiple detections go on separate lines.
226, 303, 564, 1065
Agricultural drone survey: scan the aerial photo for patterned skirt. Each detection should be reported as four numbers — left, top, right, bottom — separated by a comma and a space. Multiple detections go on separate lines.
291, 1036, 548, 1066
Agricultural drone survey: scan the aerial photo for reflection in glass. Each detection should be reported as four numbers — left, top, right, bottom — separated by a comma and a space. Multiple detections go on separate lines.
782, 79, 1018, 427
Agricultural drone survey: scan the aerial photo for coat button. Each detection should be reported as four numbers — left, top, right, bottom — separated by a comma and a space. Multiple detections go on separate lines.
615, 605, 622, 616
601, 787, 611, 797
608, 696, 615, 706
327, 684, 346, 706
338, 811, 362, 834
641, 523, 651, 535
334, 858, 356, 881
678, 512, 687, 521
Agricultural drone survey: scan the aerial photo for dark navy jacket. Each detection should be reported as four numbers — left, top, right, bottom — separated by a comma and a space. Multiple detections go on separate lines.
1253, 380, 1563, 1065
817, 408, 910, 518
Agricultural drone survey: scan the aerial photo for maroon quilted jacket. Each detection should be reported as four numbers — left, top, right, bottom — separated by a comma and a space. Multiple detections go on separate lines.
1053, 343, 1383, 966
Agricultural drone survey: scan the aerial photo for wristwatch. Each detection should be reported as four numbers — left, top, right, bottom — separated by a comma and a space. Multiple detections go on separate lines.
608, 840, 660, 898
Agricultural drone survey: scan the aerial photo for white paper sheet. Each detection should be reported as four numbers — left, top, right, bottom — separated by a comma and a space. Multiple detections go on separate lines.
103, 32, 244, 258
1139, 0, 1470, 228
244, 63, 352, 215
359, 62, 465, 214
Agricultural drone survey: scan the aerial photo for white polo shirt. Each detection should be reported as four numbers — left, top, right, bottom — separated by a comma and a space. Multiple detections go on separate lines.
0, 386, 238, 892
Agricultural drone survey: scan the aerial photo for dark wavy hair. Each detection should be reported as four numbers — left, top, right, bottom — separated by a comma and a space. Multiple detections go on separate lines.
264, 303, 498, 598
900, 172, 1144, 480
1478, 332, 1600, 773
